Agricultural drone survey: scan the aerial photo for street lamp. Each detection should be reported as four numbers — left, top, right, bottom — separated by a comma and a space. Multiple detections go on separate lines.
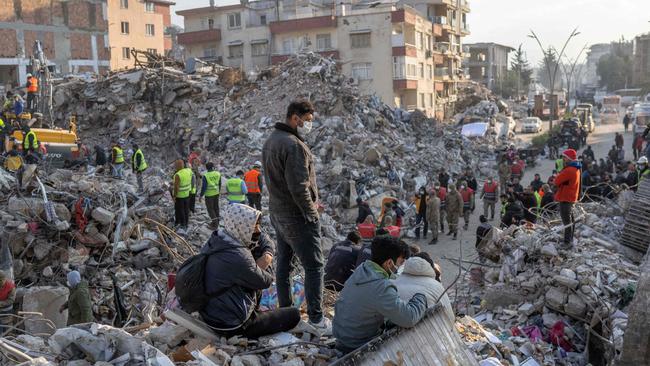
528, 28, 580, 130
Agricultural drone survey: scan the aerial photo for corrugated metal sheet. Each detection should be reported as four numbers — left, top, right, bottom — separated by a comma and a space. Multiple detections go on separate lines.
621, 179, 650, 252
337, 309, 478, 366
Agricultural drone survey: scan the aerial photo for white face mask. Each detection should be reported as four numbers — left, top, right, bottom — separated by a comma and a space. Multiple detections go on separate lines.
297, 120, 313, 135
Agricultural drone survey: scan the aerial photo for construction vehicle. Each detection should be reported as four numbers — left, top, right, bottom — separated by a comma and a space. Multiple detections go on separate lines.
3, 116, 80, 168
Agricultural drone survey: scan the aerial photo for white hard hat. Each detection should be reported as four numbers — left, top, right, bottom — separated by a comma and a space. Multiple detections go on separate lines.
638, 156, 649, 165
26, 73, 32, 78
253, 161, 262, 167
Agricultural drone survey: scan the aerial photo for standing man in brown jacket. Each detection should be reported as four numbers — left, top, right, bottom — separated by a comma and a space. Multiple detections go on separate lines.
262, 101, 329, 334
446, 184, 463, 240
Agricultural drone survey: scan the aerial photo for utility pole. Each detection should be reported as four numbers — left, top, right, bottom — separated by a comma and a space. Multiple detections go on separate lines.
528, 28, 580, 130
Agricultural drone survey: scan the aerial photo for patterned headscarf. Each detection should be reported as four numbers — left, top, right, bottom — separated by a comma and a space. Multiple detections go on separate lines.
223, 204, 261, 246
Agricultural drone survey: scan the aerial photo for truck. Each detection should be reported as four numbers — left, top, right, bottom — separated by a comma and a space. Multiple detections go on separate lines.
601, 95, 621, 124
632, 103, 650, 134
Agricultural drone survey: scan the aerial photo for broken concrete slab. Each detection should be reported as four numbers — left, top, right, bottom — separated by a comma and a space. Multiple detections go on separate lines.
23, 286, 69, 335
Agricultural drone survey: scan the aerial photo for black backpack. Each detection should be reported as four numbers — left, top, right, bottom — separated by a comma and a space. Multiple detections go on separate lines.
175, 248, 226, 313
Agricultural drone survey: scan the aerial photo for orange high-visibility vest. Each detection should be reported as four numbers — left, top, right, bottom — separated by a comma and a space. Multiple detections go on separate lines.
27, 77, 38, 93
244, 169, 261, 194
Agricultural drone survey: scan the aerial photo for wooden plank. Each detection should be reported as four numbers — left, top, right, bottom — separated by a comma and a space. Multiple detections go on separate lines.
163, 309, 220, 341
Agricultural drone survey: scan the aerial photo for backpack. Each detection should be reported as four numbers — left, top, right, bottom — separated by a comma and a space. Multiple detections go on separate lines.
175, 248, 226, 313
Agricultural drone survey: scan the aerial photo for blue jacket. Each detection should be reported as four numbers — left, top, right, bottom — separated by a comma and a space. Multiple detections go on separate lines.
333, 260, 427, 351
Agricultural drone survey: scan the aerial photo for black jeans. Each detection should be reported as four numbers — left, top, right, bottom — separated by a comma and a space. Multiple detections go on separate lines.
247, 193, 262, 210
218, 307, 301, 339
415, 213, 428, 239
559, 202, 574, 245
175, 197, 190, 227
189, 193, 196, 213
205, 195, 220, 228
271, 214, 324, 323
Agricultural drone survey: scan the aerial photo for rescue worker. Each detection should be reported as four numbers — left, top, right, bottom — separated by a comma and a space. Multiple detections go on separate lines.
94, 145, 107, 174
131, 144, 147, 192
413, 187, 428, 240
637, 157, 650, 183
189, 167, 198, 214
530, 173, 544, 192
555, 155, 565, 172
226, 170, 248, 204
554, 149, 581, 249
200, 162, 222, 229
13, 94, 24, 116
462, 168, 478, 192
0, 117, 6, 153
426, 188, 440, 245
26, 73, 38, 112
435, 183, 447, 233
498, 158, 511, 193
0, 271, 16, 330
22, 126, 38, 156
244, 161, 263, 210
438, 168, 450, 189
59, 271, 93, 326
111, 141, 125, 178
459, 184, 475, 230
510, 157, 523, 181
172, 159, 192, 229
480, 176, 499, 221
446, 184, 463, 240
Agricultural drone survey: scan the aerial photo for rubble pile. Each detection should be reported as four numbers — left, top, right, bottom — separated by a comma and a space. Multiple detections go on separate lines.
452, 202, 641, 365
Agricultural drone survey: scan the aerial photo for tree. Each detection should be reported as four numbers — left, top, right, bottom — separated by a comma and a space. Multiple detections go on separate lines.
597, 52, 633, 91
510, 44, 533, 97
538, 47, 560, 91
494, 70, 520, 99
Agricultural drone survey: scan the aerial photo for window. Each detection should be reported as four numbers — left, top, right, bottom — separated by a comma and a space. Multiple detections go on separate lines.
145, 1, 154, 12
145, 24, 155, 36
203, 47, 217, 58
120, 21, 129, 34
147, 48, 157, 54
426, 35, 431, 50
406, 63, 417, 78
208, 18, 214, 29
122, 47, 130, 59
416, 31, 423, 49
428, 94, 433, 107
316, 34, 331, 51
419, 93, 425, 108
282, 38, 295, 54
351, 62, 372, 80
392, 57, 404, 79
228, 13, 241, 29
260, 15, 267, 25
427, 65, 432, 79
350, 32, 370, 48
251, 42, 268, 56
120, 0, 128, 9
229, 44, 243, 58
418, 63, 424, 78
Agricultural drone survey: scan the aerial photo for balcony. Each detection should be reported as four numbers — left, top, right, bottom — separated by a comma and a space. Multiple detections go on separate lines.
391, 9, 417, 25
431, 0, 457, 9
393, 79, 418, 90
177, 29, 221, 45
269, 15, 336, 34
433, 42, 450, 54
461, 0, 470, 12
461, 23, 470, 35
434, 67, 450, 81
433, 23, 443, 37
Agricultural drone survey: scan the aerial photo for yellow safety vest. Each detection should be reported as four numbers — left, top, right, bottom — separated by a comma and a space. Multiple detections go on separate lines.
131, 149, 148, 172
0, 118, 4, 128
226, 178, 245, 202
23, 131, 38, 150
204, 171, 221, 197
555, 159, 564, 172
174, 168, 192, 199
113, 146, 124, 164
190, 171, 197, 195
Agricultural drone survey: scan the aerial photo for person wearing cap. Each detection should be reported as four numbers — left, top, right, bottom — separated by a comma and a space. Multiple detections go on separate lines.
554, 149, 582, 248
200, 162, 222, 229
111, 141, 125, 178
0, 271, 16, 330
637, 156, 650, 184
59, 271, 93, 325
244, 162, 264, 210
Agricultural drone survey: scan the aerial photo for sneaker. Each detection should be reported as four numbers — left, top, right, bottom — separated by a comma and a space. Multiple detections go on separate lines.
289, 319, 320, 336
309, 317, 332, 336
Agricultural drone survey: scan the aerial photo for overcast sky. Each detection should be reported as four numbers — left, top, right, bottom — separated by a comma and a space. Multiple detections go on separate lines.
172, 0, 650, 65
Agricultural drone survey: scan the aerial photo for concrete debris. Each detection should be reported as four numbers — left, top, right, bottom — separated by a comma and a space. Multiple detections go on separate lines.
454, 201, 641, 365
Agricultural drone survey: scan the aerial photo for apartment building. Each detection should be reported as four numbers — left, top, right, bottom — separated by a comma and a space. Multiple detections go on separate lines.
632, 34, 650, 87
176, 0, 470, 119
464, 42, 514, 90
0, 0, 110, 86
107, 0, 175, 70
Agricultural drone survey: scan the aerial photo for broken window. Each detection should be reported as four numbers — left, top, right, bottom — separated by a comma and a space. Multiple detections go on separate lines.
121, 21, 129, 34
228, 13, 242, 29
229, 44, 243, 58
122, 47, 130, 59
120, 0, 128, 9
351, 62, 372, 80
316, 34, 331, 51
146, 24, 155, 36
350, 32, 370, 49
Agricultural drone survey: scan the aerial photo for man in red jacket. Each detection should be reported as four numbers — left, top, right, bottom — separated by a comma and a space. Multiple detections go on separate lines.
554, 149, 581, 248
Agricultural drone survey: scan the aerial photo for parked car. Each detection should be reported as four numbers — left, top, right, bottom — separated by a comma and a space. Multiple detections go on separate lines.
520, 117, 542, 133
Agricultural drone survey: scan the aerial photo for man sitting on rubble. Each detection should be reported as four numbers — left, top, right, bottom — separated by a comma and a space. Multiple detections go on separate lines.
324, 231, 362, 291
518, 186, 538, 223
333, 237, 427, 354
501, 195, 524, 228
355, 197, 374, 224
392, 252, 454, 323
200, 204, 301, 338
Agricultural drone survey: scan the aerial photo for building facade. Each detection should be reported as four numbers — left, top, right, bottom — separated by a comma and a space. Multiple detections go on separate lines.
176, 0, 470, 119
633, 33, 650, 87
107, 0, 175, 70
464, 42, 514, 90
0, 0, 110, 86
582, 43, 611, 88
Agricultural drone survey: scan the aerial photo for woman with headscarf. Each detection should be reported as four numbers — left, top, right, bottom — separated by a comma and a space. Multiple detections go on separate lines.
59, 270, 93, 325
199, 204, 300, 338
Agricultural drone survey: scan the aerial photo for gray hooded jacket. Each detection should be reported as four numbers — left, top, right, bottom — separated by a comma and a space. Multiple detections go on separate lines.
333, 260, 428, 350
200, 204, 273, 329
